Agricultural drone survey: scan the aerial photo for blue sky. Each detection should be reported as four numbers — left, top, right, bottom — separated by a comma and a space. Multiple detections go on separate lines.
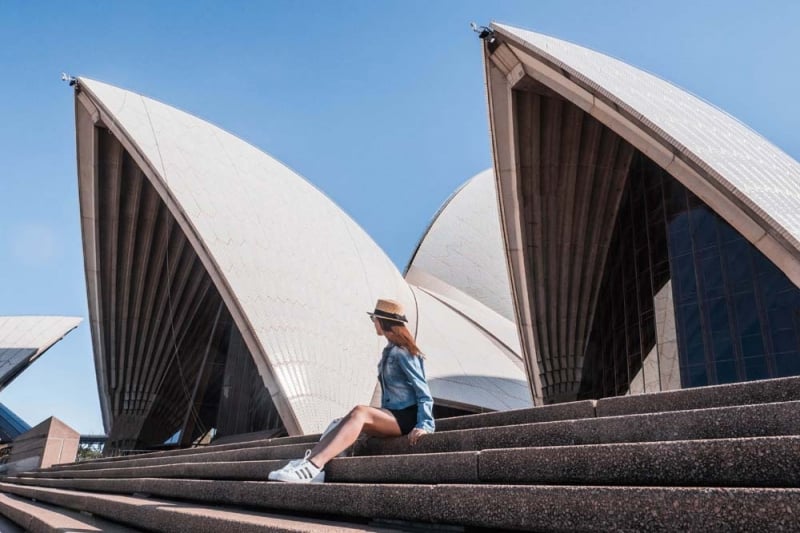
1, 1, 798, 435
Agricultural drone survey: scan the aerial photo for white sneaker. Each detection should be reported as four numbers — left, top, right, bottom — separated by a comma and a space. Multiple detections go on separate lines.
268, 450, 325, 483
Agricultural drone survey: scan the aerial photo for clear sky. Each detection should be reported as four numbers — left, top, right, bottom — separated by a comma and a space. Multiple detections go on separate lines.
1, 1, 798, 435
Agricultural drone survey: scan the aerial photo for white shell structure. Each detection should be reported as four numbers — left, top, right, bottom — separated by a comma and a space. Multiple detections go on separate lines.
406, 169, 531, 410
484, 23, 800, 403
76, 78, 415, 436
0, 316, 81, 392
493, 23, 800, 287
76, 79, 530, 441
406, 169, 515, 321
412, 287, 530, 411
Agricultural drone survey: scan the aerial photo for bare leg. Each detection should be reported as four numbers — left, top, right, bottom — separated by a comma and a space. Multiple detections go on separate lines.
308, 405, 401, 468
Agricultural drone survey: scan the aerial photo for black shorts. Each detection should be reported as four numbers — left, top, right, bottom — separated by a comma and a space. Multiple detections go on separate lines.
388, 405, 418, 435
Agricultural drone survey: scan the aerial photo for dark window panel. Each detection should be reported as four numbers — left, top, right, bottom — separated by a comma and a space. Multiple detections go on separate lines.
767, 308, 794, 331
669, 219, 692, 257
715, 360, 739, 384
672, 255, 697, 303
689, 211, 717, 250
718, 223, 742, 244
743, 356, 770, 381
684, 343, 706, 367
734, 293, 760, 336
775, 352, 800, 376
687, 364, 709, 387
740, 334, 765, 358
771, 329, 798, 354
578, 121, 800, 400
712, 331, 734, 362
708, 297, 729, 332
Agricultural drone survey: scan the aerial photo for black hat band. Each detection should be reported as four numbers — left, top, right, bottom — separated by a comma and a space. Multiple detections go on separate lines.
372, 309, 408, 323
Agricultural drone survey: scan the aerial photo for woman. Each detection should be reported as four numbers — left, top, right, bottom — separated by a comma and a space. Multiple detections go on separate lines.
268, 298, 435, 483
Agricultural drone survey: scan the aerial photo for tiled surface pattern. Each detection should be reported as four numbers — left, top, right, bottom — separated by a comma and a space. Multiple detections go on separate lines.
412, 286, 532, 411
79, 79, 529, 435
80, 79, 413, 434
404, 169, 530, 407
494, 23, 800, 255
0, 316, 81, 391
407, 170, 515, 321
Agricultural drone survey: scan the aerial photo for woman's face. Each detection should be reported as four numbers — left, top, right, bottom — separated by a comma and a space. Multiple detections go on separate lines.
372, 316, 384, 336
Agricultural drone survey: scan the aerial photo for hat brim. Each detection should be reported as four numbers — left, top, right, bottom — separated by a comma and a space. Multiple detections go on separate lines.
366, 311, 408, 323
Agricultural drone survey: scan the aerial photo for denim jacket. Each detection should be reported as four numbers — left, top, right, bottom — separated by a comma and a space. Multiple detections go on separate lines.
378, 343, 435, 433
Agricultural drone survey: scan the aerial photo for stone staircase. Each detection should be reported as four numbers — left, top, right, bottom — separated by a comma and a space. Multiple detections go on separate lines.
1, 377, 799, 532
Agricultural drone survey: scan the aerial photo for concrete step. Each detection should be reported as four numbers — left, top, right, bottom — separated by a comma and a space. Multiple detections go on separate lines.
2, 478, 798, 531
50, 401, 598, 472
51, 432, 322, 470
47, 376, 800, 474
38, 441, 316, 473
0, 514, 23, 533
0, 483, 404, 533
18, 453, 477, 484
357, 400, 800, 456
476, 435, 800, 487
596, 375, 800, 417
40, 403, 594, 476
438, 375, 800, 431
210, 427, 284, 446
0, 491, 137, 532
17, 437, 800, 488
24, 400, 800, 477
434, 400, 595, 431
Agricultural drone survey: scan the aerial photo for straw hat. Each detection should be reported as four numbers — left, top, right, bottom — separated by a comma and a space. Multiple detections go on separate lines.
367, 298, 408, 323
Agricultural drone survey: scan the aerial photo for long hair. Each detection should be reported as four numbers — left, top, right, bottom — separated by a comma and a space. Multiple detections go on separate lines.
378, 318, 423, 356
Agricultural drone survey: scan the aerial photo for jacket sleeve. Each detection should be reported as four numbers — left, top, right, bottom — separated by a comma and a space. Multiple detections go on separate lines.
396, 351, 436, 432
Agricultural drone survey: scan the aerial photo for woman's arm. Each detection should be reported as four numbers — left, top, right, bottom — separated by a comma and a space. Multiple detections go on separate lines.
396, 351, 435, 433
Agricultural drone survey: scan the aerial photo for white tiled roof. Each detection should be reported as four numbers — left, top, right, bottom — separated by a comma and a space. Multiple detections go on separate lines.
407, 169, 515, 321
494, 23, 800, 255
405, 169, 530, 409
79, 78, 415, 433
412, 287, 531, 411
0, 316, 81, 390
79, 79, 530, 433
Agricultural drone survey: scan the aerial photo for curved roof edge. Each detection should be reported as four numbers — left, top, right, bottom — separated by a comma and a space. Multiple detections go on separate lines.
405, 169, 516, 320
406, 268, 521, 361
75, 78, 415, 435
409, 286, 531, 411
490, 23, 800, 289
0, 316, 82, 392
404, 175, 475, 276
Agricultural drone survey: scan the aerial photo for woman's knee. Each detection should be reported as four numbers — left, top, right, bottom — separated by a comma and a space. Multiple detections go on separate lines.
347, 405, 371, 422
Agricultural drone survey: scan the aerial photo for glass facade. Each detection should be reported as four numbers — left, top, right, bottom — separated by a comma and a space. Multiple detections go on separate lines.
579, 151, 800, 399
667, 182, 800, 386
0, 403, 30, 443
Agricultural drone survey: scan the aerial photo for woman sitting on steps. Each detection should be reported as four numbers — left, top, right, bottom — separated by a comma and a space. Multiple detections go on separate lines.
268, 298, 436, 483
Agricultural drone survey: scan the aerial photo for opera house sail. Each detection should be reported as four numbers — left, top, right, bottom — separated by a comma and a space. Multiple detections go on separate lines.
483, 23, 800, 404
74, 79, 529, 450
0, 316, 81, 441
405, 169, 531, 414
0, 316, 81, 393
74, 24, 800, 452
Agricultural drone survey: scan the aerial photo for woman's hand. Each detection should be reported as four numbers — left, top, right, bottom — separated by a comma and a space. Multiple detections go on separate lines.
407, 427, 428, 446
